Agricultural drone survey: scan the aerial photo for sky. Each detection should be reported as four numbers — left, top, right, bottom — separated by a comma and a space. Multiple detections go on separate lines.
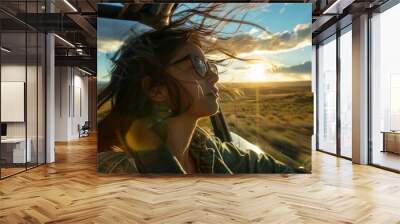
97, 3, 311, 83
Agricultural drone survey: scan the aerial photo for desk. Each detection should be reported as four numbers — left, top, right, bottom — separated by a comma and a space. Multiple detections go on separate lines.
381, 131, 400, 154
1, 138, 31, 163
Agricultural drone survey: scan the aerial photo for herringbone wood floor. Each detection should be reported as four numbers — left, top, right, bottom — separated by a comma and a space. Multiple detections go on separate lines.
1, 135, 400, 224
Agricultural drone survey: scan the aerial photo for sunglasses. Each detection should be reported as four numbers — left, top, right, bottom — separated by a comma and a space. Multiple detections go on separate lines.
168, 54, 218, 78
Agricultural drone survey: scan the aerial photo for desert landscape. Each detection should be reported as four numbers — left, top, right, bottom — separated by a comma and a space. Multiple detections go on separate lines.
213, 81, 313, 172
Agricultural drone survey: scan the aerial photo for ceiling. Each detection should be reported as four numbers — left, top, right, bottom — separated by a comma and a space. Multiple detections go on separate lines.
310, 0, 390, 43
0, 0, 395, 75
0, 0, 99, 74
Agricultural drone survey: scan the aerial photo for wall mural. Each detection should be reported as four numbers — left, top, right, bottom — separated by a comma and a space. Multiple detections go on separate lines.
97, 3, 313, 174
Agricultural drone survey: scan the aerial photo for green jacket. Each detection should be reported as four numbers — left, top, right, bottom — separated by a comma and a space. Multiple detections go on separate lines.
98, 128, 293, 174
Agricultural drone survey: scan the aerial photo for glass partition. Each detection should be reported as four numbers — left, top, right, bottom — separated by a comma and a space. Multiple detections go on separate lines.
0, 1, 46, 179
27, 31, 38, 169
37, 32, 45, 165
0, 31, 28, 178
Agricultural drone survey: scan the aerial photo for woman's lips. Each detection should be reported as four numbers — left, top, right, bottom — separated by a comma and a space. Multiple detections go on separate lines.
207, 89, 219, 98
205, 85, 219, 98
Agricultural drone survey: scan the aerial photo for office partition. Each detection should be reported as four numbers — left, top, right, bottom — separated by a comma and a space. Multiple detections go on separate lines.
0, 0, 47, 179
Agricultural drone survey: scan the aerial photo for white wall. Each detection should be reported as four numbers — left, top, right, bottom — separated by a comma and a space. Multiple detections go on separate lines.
55, 67, 89, 141
55, 66, 69, 141
1, 65, 26, 139
72, 73, 89, 138
1, 65, 40, 138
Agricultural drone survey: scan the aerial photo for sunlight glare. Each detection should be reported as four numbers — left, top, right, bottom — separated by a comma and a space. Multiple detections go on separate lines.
246, 63, 268, 82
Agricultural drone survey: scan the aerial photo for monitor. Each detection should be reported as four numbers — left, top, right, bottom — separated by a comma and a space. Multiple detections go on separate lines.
1, 123, 7, 137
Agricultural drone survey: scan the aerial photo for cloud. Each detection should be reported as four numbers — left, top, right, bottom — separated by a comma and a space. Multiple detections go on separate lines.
269, 61, 311, 74
248, 27, 259, 35
97, 39, 124, 53
217, 23, 311, 54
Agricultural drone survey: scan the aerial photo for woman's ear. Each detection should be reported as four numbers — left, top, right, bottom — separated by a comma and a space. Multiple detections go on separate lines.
142, 76, 168, 102
149, 85, 169, 102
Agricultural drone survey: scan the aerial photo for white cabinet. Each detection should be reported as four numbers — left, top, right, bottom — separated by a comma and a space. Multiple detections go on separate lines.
1, 138, 32, 163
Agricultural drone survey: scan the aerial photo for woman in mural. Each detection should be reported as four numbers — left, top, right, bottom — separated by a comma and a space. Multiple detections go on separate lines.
97, 3, 296, 174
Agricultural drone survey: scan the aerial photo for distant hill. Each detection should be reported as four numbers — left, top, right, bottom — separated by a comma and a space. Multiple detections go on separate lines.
219, 80, 311, 89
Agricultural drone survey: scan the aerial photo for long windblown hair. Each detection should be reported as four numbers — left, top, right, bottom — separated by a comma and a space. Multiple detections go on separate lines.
98, 3, 266, 152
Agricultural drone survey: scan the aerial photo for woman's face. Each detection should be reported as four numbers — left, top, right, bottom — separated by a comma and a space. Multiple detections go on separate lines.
166, 42, 220, 118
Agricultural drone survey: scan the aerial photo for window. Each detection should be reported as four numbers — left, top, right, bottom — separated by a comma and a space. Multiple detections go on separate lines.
339, 27, 352, 158
317, 36, 337, 154
389, 74, 400, 130
370, 3, 400, 171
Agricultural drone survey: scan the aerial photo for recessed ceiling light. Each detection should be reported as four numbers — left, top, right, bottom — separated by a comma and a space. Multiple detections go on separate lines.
322, 0, 354, 15
78, 67, 93, 76
63, 0, 78, 12
54, 34, 75, 48
1, 47, 11, 53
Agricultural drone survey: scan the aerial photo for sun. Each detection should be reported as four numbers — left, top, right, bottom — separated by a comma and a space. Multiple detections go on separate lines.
246, 63, 268, 82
